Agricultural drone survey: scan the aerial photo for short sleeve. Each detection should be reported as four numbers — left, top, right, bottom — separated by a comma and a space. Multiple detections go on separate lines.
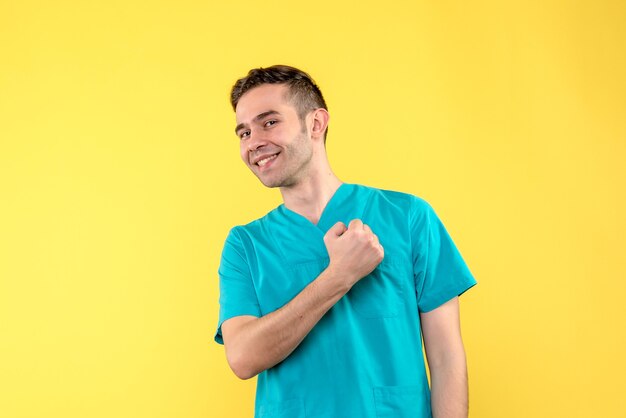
214, 227, 261, 345
411, 197, 477, 313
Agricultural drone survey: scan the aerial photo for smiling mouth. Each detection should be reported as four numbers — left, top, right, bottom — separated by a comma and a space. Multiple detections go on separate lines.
257, 153, 279, 167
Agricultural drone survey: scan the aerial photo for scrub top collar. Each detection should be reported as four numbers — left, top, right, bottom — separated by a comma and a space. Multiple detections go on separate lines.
276, 182, 360, 234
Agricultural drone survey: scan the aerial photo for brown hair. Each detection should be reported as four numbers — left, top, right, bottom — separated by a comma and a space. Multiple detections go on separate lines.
230, 65, 329, 141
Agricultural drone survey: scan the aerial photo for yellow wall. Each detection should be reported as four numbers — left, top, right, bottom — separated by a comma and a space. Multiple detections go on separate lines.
1, 1, 624, 417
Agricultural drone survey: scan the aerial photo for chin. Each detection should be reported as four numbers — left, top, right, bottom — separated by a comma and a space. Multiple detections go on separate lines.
255, 175, 281, 188
260, 181, 281, 188
257, 175, 295, 189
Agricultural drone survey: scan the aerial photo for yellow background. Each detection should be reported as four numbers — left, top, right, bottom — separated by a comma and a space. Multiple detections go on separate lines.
1, 0, 625, 417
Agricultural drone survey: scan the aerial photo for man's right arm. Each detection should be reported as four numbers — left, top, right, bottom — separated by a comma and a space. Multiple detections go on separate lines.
221, 219, 383, 380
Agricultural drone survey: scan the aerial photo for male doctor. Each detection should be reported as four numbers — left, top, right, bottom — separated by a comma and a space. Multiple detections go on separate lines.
215, 65, 477, 418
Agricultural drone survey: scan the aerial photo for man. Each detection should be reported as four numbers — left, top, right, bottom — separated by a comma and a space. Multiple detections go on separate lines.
214, 65, 477, 418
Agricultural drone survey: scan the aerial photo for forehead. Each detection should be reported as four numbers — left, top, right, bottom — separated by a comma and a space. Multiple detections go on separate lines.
235, 84, 296, 124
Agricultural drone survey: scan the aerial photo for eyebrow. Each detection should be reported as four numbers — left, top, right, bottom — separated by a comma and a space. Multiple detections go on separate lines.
235, 110, 281, 135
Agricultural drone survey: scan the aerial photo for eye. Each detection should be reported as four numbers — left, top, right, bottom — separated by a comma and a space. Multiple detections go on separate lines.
264, 120, 277, 127
239, 130, 250, 140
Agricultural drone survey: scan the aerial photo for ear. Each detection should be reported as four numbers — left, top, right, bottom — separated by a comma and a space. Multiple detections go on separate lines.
310, 108, 330, 142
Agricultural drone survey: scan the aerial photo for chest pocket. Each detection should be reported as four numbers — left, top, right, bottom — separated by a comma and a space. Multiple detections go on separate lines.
288, 254, 408, 319
346, 254, 407, 318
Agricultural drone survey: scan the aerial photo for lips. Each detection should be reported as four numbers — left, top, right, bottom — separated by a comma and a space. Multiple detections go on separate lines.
257, 154, 278, 167
252, 152, 280, 167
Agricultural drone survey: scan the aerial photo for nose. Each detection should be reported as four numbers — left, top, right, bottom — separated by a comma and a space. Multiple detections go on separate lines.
245, 129, 268, 153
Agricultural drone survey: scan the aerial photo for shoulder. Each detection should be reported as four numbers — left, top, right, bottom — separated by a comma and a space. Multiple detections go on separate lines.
225, 206, 280, 244
353, 183, 433, 214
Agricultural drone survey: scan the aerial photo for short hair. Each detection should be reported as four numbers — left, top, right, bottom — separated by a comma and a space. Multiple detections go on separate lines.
230, 65, 329, 141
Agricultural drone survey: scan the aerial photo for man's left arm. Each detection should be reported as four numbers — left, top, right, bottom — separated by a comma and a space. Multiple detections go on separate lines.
420, 296, 469, 418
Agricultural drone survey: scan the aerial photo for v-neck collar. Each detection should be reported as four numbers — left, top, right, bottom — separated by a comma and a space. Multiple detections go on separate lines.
277, 182, 354, 234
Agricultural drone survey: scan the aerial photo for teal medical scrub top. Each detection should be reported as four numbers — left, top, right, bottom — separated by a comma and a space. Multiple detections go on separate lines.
215, 183, 477, 418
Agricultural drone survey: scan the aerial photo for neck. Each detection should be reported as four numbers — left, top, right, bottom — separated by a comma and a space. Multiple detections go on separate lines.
280, 166, 342, 225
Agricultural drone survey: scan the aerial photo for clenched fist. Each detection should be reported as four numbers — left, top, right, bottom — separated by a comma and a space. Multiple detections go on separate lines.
323, 219, 384, 288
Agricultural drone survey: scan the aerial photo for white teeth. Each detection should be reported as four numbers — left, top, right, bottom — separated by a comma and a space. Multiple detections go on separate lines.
257, 154, 278, 166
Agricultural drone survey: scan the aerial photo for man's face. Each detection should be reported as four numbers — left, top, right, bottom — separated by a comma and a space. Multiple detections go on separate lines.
234, 84, 313, 188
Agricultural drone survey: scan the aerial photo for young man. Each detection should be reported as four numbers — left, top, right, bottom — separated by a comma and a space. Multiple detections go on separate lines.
214, 65, 477, 418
